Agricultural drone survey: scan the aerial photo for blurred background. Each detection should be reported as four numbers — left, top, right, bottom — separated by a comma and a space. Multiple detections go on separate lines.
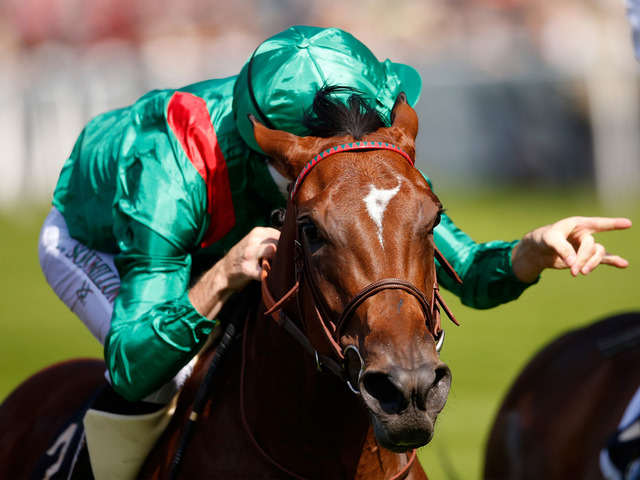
1, 0, 639, 478
2, 0, 640, 207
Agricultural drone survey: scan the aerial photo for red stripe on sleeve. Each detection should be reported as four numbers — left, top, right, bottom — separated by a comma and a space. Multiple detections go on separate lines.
167, 91, 235, 248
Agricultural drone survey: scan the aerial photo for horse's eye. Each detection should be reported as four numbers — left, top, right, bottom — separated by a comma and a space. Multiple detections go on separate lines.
432, 208, 445, 231
298, 216, 324, 253
302, 223, 320, 243
299, 219, 325, 254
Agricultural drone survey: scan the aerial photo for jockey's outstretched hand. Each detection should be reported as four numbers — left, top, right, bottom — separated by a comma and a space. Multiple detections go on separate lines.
189, 227, 280, 320
511, 216, 632, 283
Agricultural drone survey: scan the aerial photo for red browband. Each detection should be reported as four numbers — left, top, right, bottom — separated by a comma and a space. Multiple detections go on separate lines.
290, 142, 414, 200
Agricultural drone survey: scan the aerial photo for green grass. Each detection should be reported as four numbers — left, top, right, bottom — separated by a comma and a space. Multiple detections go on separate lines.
0, 188, 638, 479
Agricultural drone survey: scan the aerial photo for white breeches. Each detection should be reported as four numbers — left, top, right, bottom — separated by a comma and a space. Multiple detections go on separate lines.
38, 207, 193, 404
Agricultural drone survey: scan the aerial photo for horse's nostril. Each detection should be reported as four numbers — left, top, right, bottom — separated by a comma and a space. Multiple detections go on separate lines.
426, 365, 452, 413
362, 372, 408, 414
362, 364, 451, 416
434, 365, 449, 386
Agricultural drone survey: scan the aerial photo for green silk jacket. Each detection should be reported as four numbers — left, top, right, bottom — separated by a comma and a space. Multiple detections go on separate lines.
52, 77, 534, 402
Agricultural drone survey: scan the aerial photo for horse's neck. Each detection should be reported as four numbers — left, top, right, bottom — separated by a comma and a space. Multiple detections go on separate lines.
253, 230, 370, 443
238, 218, 375, 476
242, 309, 372, 476
245, 306, 370, 430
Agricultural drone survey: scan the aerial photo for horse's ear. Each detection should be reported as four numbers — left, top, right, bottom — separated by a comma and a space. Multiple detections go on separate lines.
385, 93, 419, 157
250, 115, 327, 180
390, 93, 419, 139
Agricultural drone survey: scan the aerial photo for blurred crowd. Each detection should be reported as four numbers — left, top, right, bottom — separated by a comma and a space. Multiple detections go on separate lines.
0, 0, 638, 207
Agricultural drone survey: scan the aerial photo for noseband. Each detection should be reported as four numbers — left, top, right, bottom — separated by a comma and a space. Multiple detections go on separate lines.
261, 142, 461, 393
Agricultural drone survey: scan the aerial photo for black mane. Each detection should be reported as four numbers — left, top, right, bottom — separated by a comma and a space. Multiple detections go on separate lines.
301, 86, 387, 139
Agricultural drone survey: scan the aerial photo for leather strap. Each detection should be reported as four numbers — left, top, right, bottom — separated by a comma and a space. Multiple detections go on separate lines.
336, 278, 434, 338
390, 449, 417, 480
435, 246, 462, 285
261, 258, 349, 381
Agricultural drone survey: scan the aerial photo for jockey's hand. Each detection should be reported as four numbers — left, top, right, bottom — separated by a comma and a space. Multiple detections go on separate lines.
511, 216, 631, 283
189, 227, 280, 320
221, 227, 280, 290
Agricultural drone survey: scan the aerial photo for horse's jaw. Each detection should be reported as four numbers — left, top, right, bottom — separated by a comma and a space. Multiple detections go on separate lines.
368, 411, 435, 454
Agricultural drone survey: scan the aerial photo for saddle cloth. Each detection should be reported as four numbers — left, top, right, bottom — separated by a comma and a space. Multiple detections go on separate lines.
601, 385, 640, 480
29, 388, 100, 480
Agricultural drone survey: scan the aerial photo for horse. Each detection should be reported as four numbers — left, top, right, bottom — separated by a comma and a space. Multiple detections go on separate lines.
0, 89, 458, 479
484, 311, 640, 480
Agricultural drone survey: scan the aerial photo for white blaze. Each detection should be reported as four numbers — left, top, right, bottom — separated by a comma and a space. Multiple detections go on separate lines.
364, 179, 401, 249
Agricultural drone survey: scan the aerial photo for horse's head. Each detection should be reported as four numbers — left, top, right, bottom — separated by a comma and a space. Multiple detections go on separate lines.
253, 90, 452, 453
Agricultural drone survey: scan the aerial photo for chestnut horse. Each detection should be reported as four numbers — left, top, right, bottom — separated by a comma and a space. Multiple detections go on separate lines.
0, 90, 457, 479
484, 311, 640, 480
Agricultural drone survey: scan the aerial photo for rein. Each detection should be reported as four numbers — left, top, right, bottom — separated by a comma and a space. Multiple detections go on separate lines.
252, 141, 459, 479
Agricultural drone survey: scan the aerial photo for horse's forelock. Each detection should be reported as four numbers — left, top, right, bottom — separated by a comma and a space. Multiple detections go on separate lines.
301, 86, 386, 140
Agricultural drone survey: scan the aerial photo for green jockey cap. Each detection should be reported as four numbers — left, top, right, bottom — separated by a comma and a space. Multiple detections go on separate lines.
233, 25, 422, 154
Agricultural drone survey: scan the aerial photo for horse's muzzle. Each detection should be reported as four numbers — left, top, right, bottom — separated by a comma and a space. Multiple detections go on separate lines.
359, 362, 452, 452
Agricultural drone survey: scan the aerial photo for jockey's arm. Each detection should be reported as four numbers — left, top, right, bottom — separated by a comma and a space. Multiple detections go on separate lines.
434, 213, 631, 309
423, 172, 630, 309
105, 224, 279, 403
434, 212, 533, 309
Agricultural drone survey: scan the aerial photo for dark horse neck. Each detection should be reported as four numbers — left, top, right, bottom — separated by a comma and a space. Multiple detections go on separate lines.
241, 300, 372, 478
236, 204, 377, 478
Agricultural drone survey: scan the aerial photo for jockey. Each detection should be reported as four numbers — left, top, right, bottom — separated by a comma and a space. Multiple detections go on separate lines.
38, 25, 631, 479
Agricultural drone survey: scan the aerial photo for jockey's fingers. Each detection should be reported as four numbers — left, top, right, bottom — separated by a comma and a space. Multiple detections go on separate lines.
579, 243, 606, 275
572, 234, 596, 276
245, 246, 276, 278
585, 217, 632, 233
556, 216, 632, 236
245, 227, 279, 258
540, 229, 578, 268
247, 226, 280, 245
228, 229, 278, 282
246, 233, 279, 280
257, 242, 277, 262
599, 253, 631, 269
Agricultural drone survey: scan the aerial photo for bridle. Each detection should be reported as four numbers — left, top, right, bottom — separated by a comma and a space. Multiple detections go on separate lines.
261, 141, 461, 393
253, 141, 461, 480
